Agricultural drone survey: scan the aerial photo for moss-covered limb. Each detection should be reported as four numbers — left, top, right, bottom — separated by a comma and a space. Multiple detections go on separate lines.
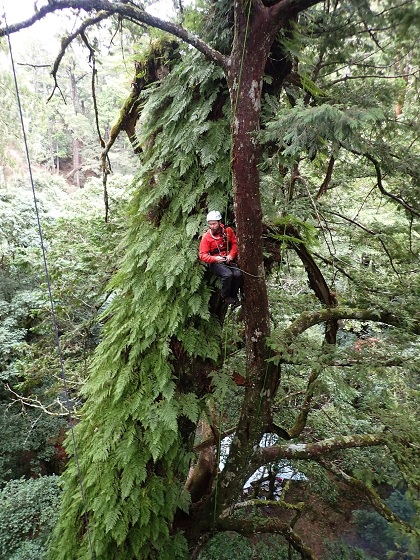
276, 307, 419, 353
251, 433, 386, 468
101, 87, 141, 174
218, 434, 386, 521
217, 518, 317, 560
319, 459, 417, 535
102, 37, 181, 171
220, 497, 306, 517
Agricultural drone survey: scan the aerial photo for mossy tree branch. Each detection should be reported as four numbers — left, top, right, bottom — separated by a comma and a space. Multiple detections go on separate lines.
276, 307, 419, 353
319, 459, 417, 535
252, 433, 386, 469
217, 517, 317, 560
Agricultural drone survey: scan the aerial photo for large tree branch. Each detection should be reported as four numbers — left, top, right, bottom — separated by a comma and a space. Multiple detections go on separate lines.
218, 517, 316, 560
270, 0, 323, 19
266, 304, 416, 438
0, 0, 227, 69
277, 307, 419, 351
254, 432, 386, 464
222, 497, 306, 516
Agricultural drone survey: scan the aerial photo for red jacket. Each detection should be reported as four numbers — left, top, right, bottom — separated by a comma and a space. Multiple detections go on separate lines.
199, 224, 238, 264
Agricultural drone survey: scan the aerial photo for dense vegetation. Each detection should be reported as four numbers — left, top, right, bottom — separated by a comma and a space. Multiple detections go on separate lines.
0, 1, 418, 559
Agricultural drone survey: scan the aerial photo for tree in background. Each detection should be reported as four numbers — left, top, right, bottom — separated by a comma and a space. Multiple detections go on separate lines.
1, 1, 419, 559
0, 19, 137, 185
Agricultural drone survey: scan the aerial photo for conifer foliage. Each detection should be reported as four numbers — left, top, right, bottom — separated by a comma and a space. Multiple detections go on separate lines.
1, 1, 419, 559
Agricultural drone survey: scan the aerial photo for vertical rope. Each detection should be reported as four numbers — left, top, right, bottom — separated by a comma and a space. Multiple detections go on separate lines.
3, 10, 95, 559
212, 311, 230, 524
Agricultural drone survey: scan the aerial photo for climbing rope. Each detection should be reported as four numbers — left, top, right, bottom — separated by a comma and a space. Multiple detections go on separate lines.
225, 263, 264, 278
3, 10, 95, 559
212, 310, 231, 525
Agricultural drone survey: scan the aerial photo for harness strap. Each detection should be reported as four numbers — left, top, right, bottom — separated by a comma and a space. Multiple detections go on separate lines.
209, 227, 228, 256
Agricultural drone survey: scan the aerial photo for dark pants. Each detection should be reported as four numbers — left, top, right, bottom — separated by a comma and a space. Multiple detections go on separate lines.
208, 262, 243, 299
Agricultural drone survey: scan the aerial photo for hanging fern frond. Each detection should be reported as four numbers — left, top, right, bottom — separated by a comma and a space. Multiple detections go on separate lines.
50, 47, 231, 560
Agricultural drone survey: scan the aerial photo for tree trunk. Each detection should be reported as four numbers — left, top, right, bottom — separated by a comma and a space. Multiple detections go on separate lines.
217, 1, 286, 510
69, 67, 82, 188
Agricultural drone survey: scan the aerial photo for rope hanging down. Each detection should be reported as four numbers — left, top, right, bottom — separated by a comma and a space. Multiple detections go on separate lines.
3, 10, 95, 559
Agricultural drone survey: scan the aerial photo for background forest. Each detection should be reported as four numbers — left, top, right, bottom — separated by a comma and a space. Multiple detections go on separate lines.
0, 1, 419, 559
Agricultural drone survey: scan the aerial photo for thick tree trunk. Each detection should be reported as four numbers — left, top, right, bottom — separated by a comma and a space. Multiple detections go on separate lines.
227, 4, 280, 387
216, 1, 284, 510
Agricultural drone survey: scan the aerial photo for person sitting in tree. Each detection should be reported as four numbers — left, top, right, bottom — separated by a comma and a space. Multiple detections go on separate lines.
199, 211, 243, 306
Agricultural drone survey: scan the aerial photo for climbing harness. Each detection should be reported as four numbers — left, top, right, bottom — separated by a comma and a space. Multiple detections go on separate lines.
207, 225, 263, 278
3, 10, 95, 559
209, 226, 228, 255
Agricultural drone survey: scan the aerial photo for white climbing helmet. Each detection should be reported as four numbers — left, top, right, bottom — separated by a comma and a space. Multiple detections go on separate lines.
206, 210, 222, 222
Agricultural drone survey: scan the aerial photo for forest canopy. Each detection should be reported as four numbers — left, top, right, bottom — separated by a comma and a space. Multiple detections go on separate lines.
0, 1, 419, 559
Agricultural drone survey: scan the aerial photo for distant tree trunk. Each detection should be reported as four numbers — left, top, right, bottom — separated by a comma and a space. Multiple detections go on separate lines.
55, 140, 60, 174
68, 66, 83, 188
72, 138, 81, 188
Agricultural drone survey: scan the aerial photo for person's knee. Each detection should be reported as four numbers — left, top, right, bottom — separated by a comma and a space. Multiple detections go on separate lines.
220, 267, 233, 278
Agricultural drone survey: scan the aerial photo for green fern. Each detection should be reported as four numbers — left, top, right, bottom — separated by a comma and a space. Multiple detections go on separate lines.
49, 48, 231, 560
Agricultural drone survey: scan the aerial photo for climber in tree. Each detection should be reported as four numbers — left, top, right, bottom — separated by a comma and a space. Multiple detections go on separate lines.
199, 211, 243, 306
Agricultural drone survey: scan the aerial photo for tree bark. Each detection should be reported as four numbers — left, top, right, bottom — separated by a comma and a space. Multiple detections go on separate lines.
216, 0, 325, 516
217, 0, 286, 510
